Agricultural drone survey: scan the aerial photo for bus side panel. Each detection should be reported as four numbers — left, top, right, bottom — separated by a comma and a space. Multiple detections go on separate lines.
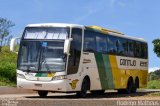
138, 70, 148, 88
66, 52, 102, 91
66, 53, 148, 91
94, 53, 115, 89
82, 53, 102, 90
109, 55, 124, 89
109, 55, 148, 89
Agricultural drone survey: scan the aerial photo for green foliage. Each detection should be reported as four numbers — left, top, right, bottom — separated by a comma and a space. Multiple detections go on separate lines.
0, 76, 16, 86
149, 69, 160, 80
0, 46, 17, 86
152, 39, 160, 57
149, 73, 159, 80
145, 92, 160, 97
146, 70, 160, 89
147, 80, 160, 89
0, 17, 15, 51
0, 17, 15, 39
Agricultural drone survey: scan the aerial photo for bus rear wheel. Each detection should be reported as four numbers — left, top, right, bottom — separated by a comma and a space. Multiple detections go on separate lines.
118, 89, 126, 94
38, 91, 48, 97
76, 77, 90, 98
132, 78, 139, 93
125, 78, 133, 94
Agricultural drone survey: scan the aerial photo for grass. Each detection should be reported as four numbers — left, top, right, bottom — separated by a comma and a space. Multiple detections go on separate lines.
0, 76, 16, 86
147, 80, 160, 89
0, 46, 17, 86
145, 92, 160, 97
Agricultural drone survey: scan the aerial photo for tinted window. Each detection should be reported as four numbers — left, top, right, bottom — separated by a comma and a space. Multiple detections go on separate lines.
141, 43, 148, 59
96, 33, 107, 53
134, 42, 141, 58
117, 38, 128, 56
71, 28, 82, 51
128, 40, 134, 57
107, 35, 117, 54
84, 30, 96, 52
67, 28, 82, 75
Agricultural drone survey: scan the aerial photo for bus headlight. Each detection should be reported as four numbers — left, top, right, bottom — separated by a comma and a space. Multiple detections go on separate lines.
17, 73, 26, 79
52, 75, 67, 80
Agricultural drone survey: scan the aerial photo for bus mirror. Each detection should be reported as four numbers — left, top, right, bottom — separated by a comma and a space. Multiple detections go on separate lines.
64, 38, 73, 55
10, 37, 21, 54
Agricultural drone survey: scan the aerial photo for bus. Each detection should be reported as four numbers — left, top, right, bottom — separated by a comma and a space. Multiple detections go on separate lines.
10, 23, 148, 97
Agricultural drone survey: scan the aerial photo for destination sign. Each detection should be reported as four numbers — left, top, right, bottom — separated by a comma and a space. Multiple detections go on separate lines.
23, 27, 69, 40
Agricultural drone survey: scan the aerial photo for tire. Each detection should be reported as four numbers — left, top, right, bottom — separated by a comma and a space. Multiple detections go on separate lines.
91, 90, 105, 95
132, 84, 137, 93
117, 89, 126, 94
38, 91, 48, 97
125, 79, 133, 94
132, 78, 139, 93
76, 78, 90, 98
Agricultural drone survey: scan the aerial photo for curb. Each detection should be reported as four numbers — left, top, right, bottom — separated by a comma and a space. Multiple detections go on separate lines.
0, 86, 35, 94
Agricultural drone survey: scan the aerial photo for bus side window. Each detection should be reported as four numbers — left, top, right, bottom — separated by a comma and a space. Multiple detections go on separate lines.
107, 35, 117, 55
128, 40, 134, 57
144, 43, 148, 59
96, 33, 107, 53
84, 30, 96, 52
67, 28, 82, 75
141, 43, 148, 59
117, 38, 128, 56
134, 41, 141, 58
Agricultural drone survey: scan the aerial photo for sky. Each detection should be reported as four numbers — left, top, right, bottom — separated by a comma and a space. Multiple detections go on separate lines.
0, 0, 160, 72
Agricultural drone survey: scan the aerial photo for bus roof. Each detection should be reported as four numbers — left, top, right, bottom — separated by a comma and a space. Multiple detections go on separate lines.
26, 23, 147, 43
26, 23, 83, 28
85, 26, 147, 43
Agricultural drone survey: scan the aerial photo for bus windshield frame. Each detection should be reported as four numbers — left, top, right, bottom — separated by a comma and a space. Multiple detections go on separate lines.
18, 27, 70, 73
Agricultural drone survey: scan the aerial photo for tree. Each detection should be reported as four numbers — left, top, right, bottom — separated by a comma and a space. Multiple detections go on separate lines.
149, 69, 160, 80
0, 17, 15, 51
7, 35, 13, 46
152, 39, 160, 57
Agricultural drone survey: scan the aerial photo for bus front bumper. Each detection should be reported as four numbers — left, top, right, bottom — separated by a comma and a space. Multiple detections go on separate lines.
17, 77, 68, 92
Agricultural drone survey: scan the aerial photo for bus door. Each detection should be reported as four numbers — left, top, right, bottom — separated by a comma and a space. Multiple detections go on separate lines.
67, 28, 82, 75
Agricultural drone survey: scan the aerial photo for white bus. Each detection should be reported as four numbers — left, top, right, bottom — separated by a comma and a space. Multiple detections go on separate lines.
10, 23, 148, 97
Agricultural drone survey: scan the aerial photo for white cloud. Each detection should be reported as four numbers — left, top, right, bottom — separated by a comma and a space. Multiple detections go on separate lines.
149, 67, 160, 72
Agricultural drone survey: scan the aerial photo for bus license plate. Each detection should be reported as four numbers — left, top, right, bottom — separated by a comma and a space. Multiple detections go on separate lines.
34, 84, 42, 87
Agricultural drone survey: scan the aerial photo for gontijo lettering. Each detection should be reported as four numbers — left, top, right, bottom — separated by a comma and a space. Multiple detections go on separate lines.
120, 59, 136, 66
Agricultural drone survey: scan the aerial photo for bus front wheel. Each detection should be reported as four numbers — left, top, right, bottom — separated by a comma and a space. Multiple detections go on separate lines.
37, 91, 48, 97
76, 77, 90, 97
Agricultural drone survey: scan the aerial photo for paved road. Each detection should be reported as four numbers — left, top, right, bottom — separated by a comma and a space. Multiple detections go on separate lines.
0, 90, 160, 106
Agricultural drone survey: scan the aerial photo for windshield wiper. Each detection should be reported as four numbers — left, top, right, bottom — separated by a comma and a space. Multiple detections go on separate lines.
42, 55, 51, 71
39, 47, 51, 72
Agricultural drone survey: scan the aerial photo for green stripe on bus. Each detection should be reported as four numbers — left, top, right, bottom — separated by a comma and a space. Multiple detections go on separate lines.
35, 73, 47, 77
95, 53, 108, 89
102, 54, 114, 89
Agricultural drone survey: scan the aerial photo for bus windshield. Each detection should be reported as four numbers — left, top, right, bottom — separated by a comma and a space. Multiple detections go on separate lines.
18, 41, 66, 72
